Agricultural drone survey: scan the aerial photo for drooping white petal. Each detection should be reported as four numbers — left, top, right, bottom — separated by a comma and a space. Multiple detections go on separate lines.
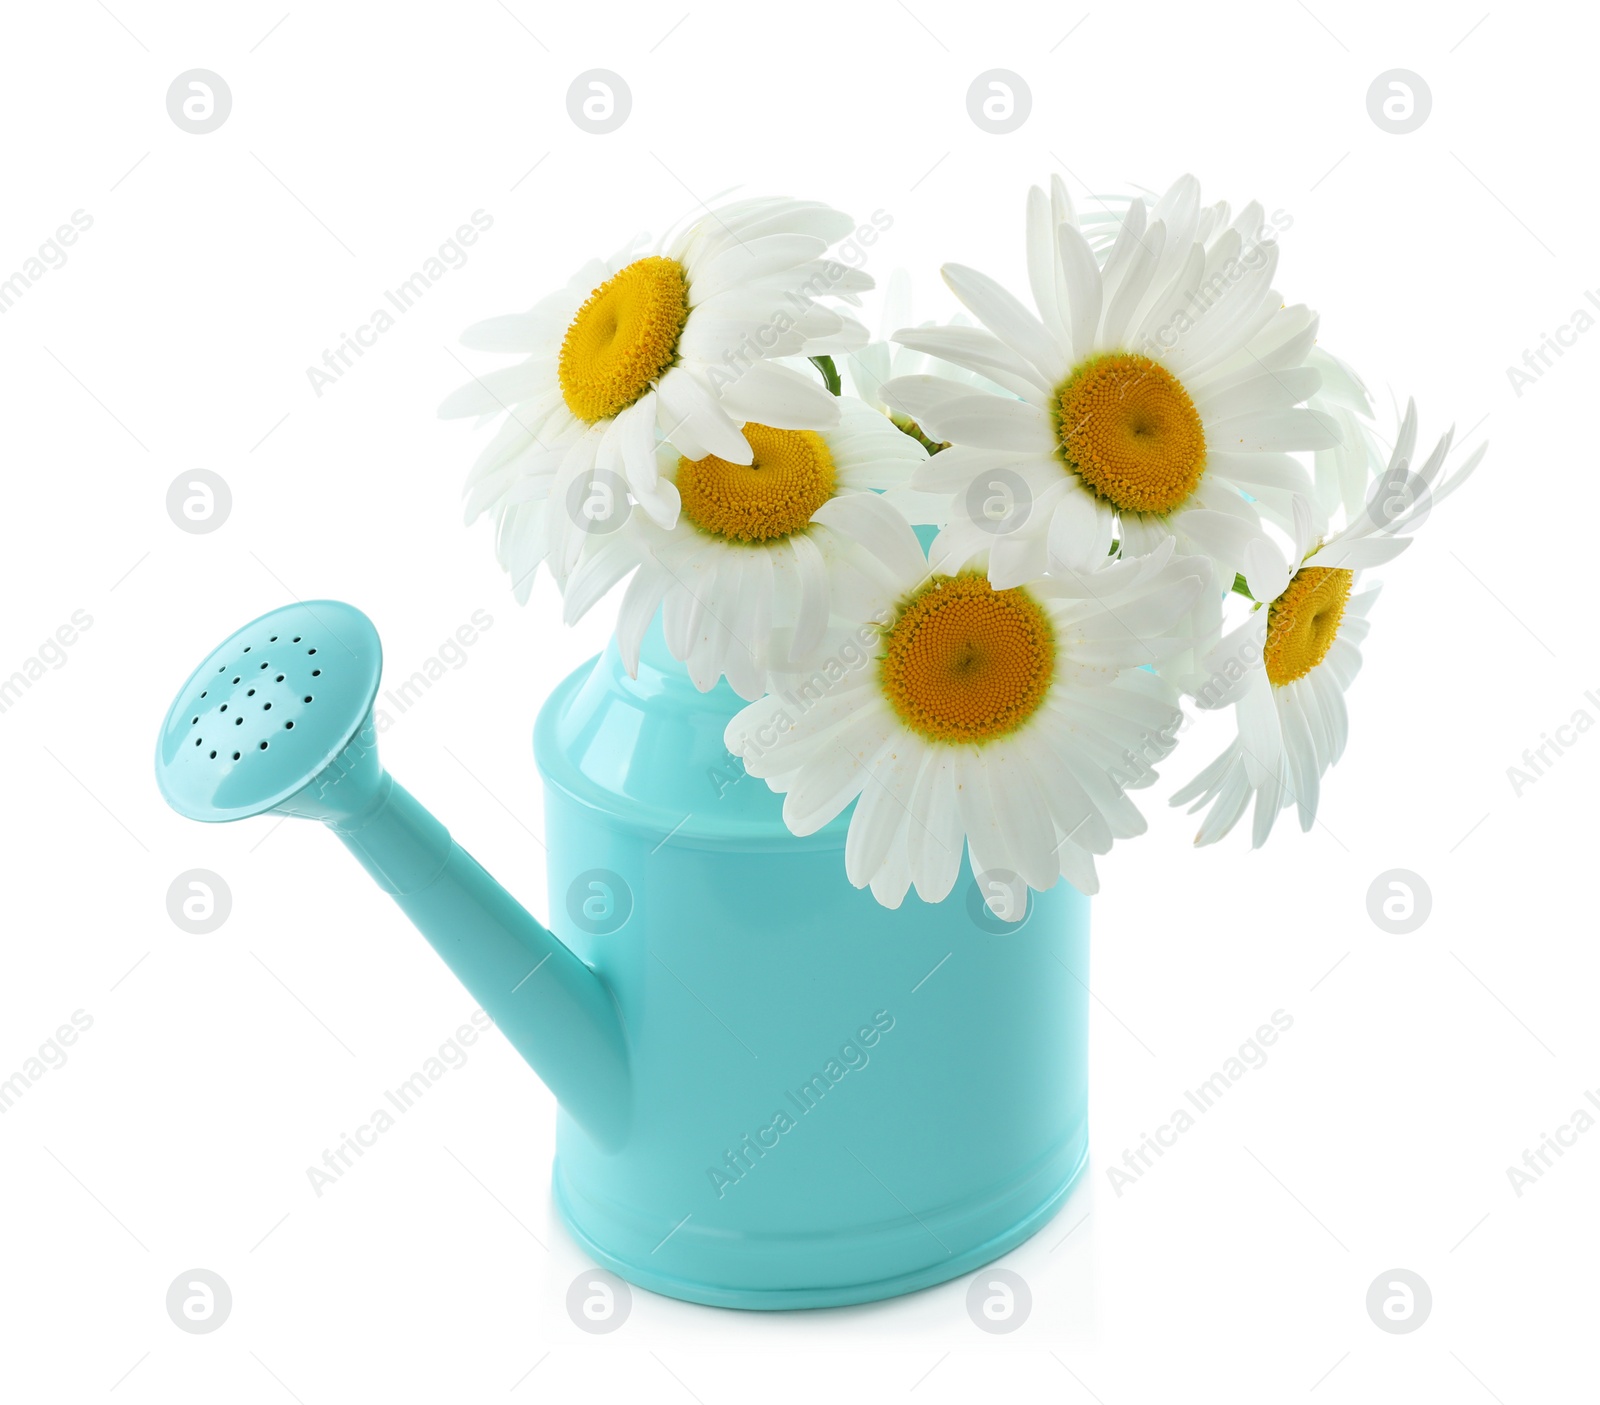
716, 359, 842, 430
656, 366, 752, 463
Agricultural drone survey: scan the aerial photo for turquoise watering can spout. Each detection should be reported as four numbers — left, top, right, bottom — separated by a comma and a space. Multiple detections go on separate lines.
154, 600, 632, 1151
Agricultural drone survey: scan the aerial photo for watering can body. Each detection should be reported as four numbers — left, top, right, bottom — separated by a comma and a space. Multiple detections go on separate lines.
532, 625, 1091, 1309
154, 600, 1090, 1311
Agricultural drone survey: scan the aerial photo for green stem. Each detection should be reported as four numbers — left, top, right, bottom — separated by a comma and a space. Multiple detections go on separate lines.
809, 355, 842, 396
1231, 573, 1256, 601
888, 413, 947, 454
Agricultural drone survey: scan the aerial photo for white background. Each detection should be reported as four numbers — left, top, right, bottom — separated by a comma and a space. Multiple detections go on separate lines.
1, 0, 1593, 1399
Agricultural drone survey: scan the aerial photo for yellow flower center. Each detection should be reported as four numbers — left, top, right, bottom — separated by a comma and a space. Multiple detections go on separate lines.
878, 573, 1055, 744
676, 423, 837, 543
558, 256, 690, 423
1054, 352, 1207, 515
1263, 567, 1354, 686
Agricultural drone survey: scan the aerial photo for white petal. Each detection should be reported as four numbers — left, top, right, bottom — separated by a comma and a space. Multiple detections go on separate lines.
787, 532, 831, 657
1046, 483, 1116, 572
1056, 223, 1105, 363
616, 564, 672, 676
438, 358, 549, 419
812, 492, 928, 587
717, 359, 842, 430
941, 262, 1068, 382
689, 233, 827, 302
922, 394, 1055, 453
657, 367, 751, 463
1206, 409, 1339, 454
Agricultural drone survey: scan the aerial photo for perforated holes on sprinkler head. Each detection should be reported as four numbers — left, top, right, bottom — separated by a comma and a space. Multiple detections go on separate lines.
155, 601, 379, 823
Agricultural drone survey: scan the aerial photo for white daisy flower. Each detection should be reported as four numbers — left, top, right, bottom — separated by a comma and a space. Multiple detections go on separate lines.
1160, 341, 1379, 702
842, 270, 1014, 531
1173, 402, 1486, 846
443, 197, 871, 600
843, 268, 920, 416
1304, 346, 1384, 523
1076, 179, 1267, 258
725, 497, 1211, 910
844, 270, 1006, 426
882, 174, 1338, 590
562, 396, 928, 700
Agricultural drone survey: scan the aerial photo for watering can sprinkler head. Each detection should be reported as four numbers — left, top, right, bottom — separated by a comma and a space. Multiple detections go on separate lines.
155, 600, 386, 826
155, 600, 632, 1149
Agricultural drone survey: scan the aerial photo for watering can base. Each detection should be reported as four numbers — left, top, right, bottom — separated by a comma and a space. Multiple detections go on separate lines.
551, 1139, 1088, 1311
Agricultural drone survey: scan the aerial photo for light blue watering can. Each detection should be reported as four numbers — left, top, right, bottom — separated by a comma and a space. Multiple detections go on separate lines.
156, 599, 1090, 1309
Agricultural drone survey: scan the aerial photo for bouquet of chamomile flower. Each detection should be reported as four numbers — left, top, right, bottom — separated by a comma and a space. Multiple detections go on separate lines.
442, 180, 1483, 916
